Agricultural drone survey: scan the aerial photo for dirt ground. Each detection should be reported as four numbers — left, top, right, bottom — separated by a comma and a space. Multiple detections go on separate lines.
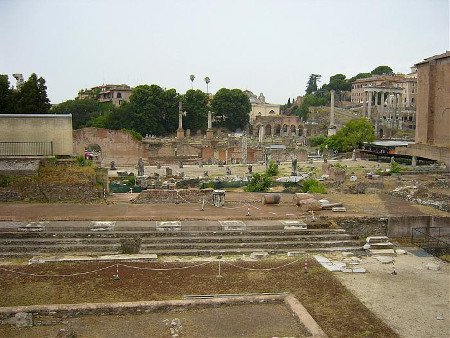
0, 258, 397, 338
1, 303, 307, 338
334, 249, 449, 338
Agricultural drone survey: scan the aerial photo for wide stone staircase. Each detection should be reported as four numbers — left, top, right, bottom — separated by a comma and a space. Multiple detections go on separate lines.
0, 220, 364, 257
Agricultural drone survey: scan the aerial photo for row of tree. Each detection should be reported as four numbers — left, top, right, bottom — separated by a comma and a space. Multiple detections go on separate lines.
284, 65, 393, 120
0, 74, 51, 114
51, 86, 251, 136
0, 73, 252, 136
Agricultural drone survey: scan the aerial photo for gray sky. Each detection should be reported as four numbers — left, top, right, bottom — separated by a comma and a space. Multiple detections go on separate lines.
1, 0, 448, 105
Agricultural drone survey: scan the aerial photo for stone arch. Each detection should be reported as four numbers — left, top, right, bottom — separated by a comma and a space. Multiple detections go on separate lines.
275, 124, 281, 136
379, 128, 384, 138
282, 124, 288, 136
85, 143, 102, 160
265, 124, 272, 137
290, 125, 297, 136
269, 110, 275, 114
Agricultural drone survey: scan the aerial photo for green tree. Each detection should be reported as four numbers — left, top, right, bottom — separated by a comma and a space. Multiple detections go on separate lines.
108, 84, 179, 136
324, 118, 375, 152
348, 72, 372, 83
305, 74, 321, 95
0, 75, 14, 113
211, 88, 251, 131
51, 98, 114, 129
326, 74, 352, 92
15, 73, 51, 113
181, 89, 209, 132
371, 65, 393, 76
296, 93, 328, 120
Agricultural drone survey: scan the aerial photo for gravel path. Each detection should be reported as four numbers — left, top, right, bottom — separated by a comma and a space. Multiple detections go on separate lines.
335, 249, 449, 338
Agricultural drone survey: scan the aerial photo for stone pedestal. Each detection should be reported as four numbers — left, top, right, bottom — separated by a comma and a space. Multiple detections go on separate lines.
327, 127, 336, 136
212, 190, 225, 207
176, 128, 184, 139
206, 129, 213, 140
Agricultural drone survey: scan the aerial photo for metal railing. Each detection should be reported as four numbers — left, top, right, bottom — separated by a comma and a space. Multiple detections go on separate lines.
411, 227, 449, 256
0, 142, 53, 156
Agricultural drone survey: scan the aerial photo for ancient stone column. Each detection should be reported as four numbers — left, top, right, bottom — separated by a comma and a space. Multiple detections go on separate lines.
367, 91, 372, 119
177, 101, 185, 139
207, 111, 212, 129
363, 91, 367, 115
258, 125, 264, 143
206, 111, 213, 140
330, 90, 335, 127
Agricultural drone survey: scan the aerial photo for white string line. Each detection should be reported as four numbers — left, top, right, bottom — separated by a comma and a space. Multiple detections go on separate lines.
223, 259, 302, 271
119, 261, 213, 271
0, 264, 117, 277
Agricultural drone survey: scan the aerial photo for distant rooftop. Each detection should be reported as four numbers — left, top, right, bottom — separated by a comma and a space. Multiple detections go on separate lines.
415, 51, 450, 66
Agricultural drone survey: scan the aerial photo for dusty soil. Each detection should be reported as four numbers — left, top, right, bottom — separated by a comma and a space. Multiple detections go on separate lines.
335, 250, 449, 338
1, 303, 307, 338
0, 190, 447, 222
0, 258, 397, 338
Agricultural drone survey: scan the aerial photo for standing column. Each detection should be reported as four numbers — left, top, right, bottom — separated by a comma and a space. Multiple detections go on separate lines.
177, 101, 185, 139
206, 111, 213, 140
363, 91, 367, 115
368, 91, 372, 119
330, 90, 335, 127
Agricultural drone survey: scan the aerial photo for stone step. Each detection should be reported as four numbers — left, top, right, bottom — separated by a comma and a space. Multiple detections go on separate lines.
368, 242, 394, 249
0, 228, 348, 238
0, 239, 362, 253
368, 249, 396, 256
0, 246, 365, 257
0, 234, 357, 245
366, 236, 390, 244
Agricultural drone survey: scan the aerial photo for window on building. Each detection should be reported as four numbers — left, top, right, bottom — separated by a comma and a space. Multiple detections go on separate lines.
118, 100, 123, 105
269, 110, 275, 114
117, 92, 122, 99
411, 98, 415, 103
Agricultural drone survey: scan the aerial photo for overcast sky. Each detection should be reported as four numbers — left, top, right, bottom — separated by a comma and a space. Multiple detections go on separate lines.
1, 0, 448, 104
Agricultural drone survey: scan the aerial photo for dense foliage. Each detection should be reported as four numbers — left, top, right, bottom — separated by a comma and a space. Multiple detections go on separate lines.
211, 88, 251, 131
0, 73, 51, 114
51, 99, 113, 129
324, 118, 375, 152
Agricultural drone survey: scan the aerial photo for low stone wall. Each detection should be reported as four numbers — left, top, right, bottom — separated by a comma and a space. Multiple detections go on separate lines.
0, 159, 40, 176
387, 215, 450, 238
133, 189, 214, 204
0, 294, 326, 337
335, 217, 388, 238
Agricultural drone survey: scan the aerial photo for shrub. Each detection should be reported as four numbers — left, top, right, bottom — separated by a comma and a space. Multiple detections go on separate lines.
390, 161, 402, 174
309, 135, 328, 147
0, 176, 11, 188
121, 128, 143, 141
301, 179, 326, 193
76, 155, 92, 167
265, 161, 279, 177
245, 173, 272, 192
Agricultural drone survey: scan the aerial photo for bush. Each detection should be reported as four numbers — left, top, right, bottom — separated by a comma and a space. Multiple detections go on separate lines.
245, 173, 272, 192
309, 135, 328, 147
265, 161, 279, 177
390, 161, 402, 174
0, 176, 11, 188
121, 128, 143, 141
301, 179, 326, 193
76, 155, 92, 167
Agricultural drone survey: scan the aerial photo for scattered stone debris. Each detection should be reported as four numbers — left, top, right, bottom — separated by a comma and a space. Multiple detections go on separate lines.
250, 251, 269, 260
373, 256, 394, 264
14, 312, 33, 328
164, 318, 183, 338
426, 262, 441, 271
314, 255, 365, 273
